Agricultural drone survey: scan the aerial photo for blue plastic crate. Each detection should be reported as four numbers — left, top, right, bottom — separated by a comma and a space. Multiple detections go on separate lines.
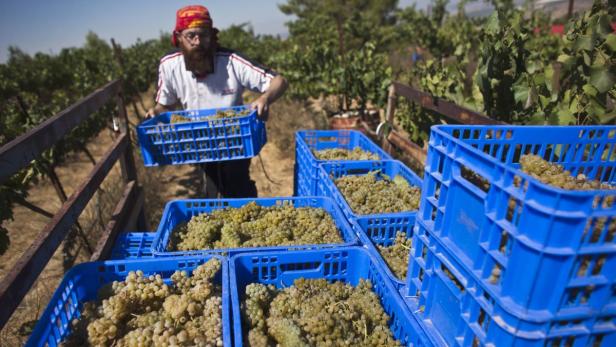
317, 160, 422, 221
108, 232, 155, 259
417, 125, 616, 321
137, 105, 266, 166
27, 255, 231, 347
317, 160, 421, 289
230, 247, 435, 346
151, 197, 359, 257
295, 130, 391, 196
355, 217, 415, 289
405, 221, 616, 347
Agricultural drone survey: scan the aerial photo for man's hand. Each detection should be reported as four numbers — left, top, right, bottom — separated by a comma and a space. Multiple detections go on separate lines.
250, 75, 288, 121
145, 108, 157, 119
146, 103, 174, 120
251, 96, 270, 121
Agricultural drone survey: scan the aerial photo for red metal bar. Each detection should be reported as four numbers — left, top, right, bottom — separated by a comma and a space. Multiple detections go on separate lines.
387, 130, 427, 164
0, 79, 122, 183
0, 133, 129, 328
90, 181, 143, 261
392, 82, 501, 125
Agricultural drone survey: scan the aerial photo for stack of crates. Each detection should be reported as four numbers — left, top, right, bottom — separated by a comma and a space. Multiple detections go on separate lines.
295, 130, 425, 289
317, 160, 423, 288
28, 125, 433, 346
406, 125, 616, 346
294, 129, 392, 196
30, 121, 616, 347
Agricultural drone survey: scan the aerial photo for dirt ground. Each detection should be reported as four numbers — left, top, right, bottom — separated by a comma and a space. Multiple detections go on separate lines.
0, 95, 326, 345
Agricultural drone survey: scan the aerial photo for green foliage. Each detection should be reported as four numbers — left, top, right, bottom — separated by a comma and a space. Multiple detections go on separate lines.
277, 0, 396, 111
397, 0, 615, 131
475, 10, 531, 122
395, 97, 442, 148
218, 24, 283, 67
552, 0, 616, 124
116, 34, 172, 101
0, 32, 171, 255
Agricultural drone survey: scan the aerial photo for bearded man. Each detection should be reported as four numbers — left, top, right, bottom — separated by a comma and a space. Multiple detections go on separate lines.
147, 5, 288, 198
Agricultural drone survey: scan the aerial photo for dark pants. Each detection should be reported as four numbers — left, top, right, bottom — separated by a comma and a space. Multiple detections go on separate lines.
201, 159, 257, 198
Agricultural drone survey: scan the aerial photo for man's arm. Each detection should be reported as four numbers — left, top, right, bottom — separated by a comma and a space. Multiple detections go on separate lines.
251, 75, 289, 121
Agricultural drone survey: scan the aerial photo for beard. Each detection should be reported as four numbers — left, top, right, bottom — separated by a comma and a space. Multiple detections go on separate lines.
181, 43, 214, 76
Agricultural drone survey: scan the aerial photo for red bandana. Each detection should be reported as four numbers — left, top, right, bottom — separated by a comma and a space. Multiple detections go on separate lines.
172, 5, 213, 47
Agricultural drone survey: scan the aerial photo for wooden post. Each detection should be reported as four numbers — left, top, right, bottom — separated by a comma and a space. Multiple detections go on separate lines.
382, 84, 397, 155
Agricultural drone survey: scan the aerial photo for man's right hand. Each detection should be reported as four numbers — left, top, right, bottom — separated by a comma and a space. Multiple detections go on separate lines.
145, 108, 157, 119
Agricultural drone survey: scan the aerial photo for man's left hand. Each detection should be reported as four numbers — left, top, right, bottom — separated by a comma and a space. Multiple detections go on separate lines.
251, 96, 270, 121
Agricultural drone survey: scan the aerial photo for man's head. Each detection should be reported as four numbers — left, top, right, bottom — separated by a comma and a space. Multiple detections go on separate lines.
172, 5, 218, 76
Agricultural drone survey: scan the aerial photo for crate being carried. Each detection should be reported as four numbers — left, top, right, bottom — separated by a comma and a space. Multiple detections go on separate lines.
27, 255, 231, 347
295, 129, 391, 196
318, 160, 422, 288
229, 247, 435, 346
151, 197, 359, 257
137, 105, 266, 166
408, 125, 616, 346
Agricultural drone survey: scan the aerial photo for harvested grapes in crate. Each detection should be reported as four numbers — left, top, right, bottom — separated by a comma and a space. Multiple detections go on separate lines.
152, 198, 358, 257
376, 232, 412, 279
312, 147, 380, 160
241, 278, 401, 346
59, 258, 224, 347
168, 202, 342, 251
169, 108, 252, 123
335, 171, 421, 215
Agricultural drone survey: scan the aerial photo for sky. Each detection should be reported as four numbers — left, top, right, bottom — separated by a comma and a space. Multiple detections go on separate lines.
0, 0, 431, 63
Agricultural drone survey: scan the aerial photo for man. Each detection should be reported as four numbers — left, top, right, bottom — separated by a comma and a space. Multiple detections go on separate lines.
147, 5, 288, 198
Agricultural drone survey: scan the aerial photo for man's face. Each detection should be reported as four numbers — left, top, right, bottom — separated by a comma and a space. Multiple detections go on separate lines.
177, 28, 214, 74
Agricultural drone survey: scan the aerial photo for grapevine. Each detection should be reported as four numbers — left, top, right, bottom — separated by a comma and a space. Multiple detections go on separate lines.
334, 172, 421, 215
168, 202, 342, 251
60, 258, 223, 347
242, 278, 400, 346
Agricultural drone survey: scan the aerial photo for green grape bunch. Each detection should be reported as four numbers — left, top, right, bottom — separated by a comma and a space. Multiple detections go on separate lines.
334, 172, 421, 215
517, 154, 615, 240
169, 201, 342, 251
241, 278, 400, 347
60, 258, 224, 347
313, 147, 379, 161
519, 154, 615, 191
169, 108, 251, 124
377, 232, 412, 279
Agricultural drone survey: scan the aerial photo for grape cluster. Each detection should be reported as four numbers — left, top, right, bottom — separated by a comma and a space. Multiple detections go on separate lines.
377, 232, 412, 279
60, 258, 223, 347
518, 155, 615, 241
335, 172, 421, 215
170, 114, 191, 123
212, 108, 251, 119
169, 202, 342, 251
242, 278, 400, 347
169, 109, 251, 124
519, 154, 615, 191
313, 147, 379, 161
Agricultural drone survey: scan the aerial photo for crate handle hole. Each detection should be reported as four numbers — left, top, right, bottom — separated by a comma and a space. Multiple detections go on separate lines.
441, 264, 464, 293
461, 166, 490, 193
488, 263, 503, 285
